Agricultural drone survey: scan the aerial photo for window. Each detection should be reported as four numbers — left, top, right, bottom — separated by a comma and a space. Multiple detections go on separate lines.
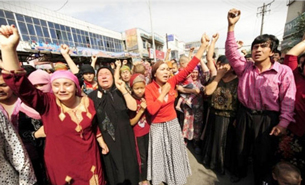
35, 25, 43, 37
27, 24, 35, 35
56, 30, 62, 40
42, 27, 49, 37
48, 22, 54, 28
24, 16, 33, 23
50, 29, 57, 39
18, 21, 28, 35
16, 14, 24, 22
4, 11, 14, 19
22, 34, 30, 41
30, 35, 37, 41
33, 18, 40, 25
60, 25, 65, 31
7, 19, 16, 26
0, 10, 4, 18
0, 17, 7, 25
40, 20, 47, 27
54, 23, 60, 29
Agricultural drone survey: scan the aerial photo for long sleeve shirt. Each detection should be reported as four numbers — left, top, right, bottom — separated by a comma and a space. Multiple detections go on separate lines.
145, 56, 200, 123
225, 31, 296, 128
284, 55, 305, 136
0, 111, 37, 185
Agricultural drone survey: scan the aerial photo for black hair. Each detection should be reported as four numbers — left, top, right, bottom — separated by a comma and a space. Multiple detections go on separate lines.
251, 34, 279, 52
23, 65, 37, 76
274, 49, 281, 56
217, 55, 229, 64
212, 52, 216, 59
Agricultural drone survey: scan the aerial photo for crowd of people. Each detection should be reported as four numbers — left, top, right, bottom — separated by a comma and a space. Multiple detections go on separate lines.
0, 8, 304, 185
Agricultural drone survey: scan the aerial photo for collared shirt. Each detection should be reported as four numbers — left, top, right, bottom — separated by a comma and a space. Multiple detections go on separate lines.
225, 31, 296, 128
0, 111, 37, 185
0, 98, 22, 130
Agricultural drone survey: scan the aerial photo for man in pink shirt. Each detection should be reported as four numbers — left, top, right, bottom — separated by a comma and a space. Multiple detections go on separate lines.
225, 9, 296, 185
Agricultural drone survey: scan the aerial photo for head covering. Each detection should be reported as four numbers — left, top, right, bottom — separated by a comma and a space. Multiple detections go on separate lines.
96, 66, 115, 92
50, 70, 82, 96
80, 64, 95, 74
28, 69, 51, 93
129, 73, 145, 87
120, 65, 131, 72
90, 66, 120, 141
54, 62, 68, 71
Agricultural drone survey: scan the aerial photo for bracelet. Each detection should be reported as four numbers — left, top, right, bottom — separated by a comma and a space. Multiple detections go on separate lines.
122, 92, 129, 96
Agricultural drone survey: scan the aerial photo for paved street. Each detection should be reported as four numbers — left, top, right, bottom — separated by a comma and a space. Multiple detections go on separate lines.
185, 145, 254, 185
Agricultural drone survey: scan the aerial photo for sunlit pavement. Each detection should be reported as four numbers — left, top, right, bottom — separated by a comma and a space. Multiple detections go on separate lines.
185, 144, 254, 185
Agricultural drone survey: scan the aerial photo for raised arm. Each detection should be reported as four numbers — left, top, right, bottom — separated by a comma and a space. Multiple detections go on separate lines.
0, 25, 20, 71
164, 48, 171, 61
225, 9, 248, 77
188, 47, 195, 61
0, 25, 49, 114
114, 60, 121, 82
284, 36, 305, 71
115, 79, 137, 111
172, 33, 210, 84
204, 68, 227, 96
60, 44, 79, 74
207, 33, 219, 76
91, 55, 97, 69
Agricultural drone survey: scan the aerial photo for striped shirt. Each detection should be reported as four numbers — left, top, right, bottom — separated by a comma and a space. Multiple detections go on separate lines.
225, 31, 296, 128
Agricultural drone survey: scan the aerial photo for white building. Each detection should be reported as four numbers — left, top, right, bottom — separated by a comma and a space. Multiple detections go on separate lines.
0, 1, 127, 59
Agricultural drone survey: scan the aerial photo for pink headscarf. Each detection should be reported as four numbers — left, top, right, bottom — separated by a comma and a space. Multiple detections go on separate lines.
20, 69, 52, 119
28, 69, 51, 93
50, 70, 82, 96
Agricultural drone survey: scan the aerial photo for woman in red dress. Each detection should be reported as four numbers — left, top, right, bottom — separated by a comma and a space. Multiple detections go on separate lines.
0, 25, 108, 185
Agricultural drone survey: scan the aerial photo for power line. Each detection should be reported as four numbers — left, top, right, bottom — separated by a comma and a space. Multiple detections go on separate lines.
55, 0, 69, 12
257, 0, 275, 35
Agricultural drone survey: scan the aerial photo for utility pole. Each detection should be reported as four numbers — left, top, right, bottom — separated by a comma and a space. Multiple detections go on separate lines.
257, 0, 275, 35
148, 0, 157, 63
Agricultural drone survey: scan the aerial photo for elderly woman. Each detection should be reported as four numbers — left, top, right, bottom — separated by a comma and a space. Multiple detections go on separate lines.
0, 25, 108, 185
88, 65, 139, 185
145, 33, 209, 185
177, 62, 210, 152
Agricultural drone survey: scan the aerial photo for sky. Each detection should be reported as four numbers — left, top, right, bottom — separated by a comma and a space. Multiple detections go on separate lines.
11, 0, 289, 49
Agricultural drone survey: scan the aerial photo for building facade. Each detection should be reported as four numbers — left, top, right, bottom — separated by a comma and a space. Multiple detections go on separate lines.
0, 1, 128, 59
281, 0, 305, 52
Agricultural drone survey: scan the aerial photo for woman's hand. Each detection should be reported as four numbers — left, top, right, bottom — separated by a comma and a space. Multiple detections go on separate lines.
0, 25, 20, 49
60, 44, 70, 56
115, 79, 127, 93
140, 98, 147, 110
161, 82, 171, 95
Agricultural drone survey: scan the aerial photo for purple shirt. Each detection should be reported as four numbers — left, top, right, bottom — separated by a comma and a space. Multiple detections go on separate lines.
225, 31, 296, 128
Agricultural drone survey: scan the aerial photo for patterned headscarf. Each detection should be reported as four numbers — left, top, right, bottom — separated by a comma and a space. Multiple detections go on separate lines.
120, 65, 131, 73
129, 73, 145, 87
